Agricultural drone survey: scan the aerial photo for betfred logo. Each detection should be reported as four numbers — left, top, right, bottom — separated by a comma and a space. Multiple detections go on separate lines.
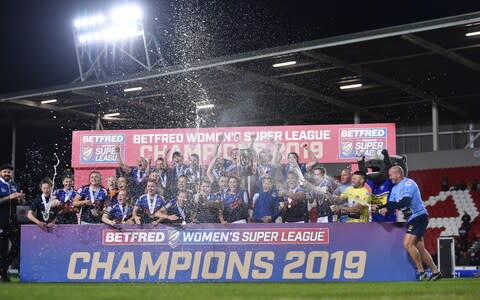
103, 229, 166, 245
340, 128, 386, 138
82, 135, 124, 143
102, 228, 329, 246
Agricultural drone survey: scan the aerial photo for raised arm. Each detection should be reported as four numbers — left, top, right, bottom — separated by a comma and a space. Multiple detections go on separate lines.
214, 133, 224, 158
304, 143, 320, 171
207, 156, 219, 183
163, 148, 171, 171
115, 144, 131, 175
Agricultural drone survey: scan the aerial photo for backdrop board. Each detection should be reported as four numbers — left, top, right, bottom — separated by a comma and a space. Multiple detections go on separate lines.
21, 223, 415, 282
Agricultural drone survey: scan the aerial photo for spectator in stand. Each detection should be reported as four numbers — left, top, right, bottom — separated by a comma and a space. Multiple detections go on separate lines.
462, 211, 472, 231
441, 176, 449, 192
469, 248, 480, 266
458, 223, 469, 251
457, 250, 469, 266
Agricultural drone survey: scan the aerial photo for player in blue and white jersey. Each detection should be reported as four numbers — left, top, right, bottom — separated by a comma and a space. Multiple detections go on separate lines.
194, 180, 222, 223
54, 175, 78, 224
102, 190, 133, 225
132, 179, 166, 225
376, 166, 442, 281
251, 177, 283, 223
220, 176, 249, 224
73, 171, 108, 224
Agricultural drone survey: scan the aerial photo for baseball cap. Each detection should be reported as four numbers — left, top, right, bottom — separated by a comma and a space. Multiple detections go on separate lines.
0, 163, 14, 171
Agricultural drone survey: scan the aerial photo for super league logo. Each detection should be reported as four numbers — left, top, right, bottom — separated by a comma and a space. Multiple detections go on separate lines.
340, 142, 353, 157
81, 146, 94, 161
168, 228, 180, 249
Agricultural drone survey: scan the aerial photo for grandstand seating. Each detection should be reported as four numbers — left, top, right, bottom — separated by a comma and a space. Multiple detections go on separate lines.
408, 167, 480, 255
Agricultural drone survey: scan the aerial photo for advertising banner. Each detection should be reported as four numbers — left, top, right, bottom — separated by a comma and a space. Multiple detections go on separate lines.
21, 223, 415, 282
71, 123, 396, 168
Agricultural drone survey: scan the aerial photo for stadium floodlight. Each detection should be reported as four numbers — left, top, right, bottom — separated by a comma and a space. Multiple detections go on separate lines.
74, 14, 105, 29
124, 86, 143, 92
73, 4, 144, 45
72, 3, 165, 82
272, 61, 297, 68
466, 31, 480, 37
111, 4, 143, 22
41, 99, 57, 104
196, 103, 214, 110
104, 112, 120, 118
339, 83, 363, 90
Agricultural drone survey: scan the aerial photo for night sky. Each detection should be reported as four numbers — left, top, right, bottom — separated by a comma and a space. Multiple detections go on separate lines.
2, 0, 480, 94
1, 0, 480, 194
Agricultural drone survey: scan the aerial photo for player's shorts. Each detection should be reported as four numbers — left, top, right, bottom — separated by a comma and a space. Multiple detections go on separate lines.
406, 214, 428, 237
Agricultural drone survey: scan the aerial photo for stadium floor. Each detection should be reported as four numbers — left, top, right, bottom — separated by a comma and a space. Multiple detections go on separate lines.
0, 279, 479, 300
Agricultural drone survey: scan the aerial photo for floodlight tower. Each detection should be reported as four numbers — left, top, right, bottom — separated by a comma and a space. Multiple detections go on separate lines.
72, 4, 165, 82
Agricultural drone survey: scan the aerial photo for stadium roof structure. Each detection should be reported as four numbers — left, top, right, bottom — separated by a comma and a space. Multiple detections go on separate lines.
1, 11, 480, 130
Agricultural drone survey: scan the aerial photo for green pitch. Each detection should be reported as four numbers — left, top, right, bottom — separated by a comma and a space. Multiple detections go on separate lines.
0, 279, 479, 300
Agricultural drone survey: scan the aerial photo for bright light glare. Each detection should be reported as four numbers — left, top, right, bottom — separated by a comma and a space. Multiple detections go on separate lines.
41, 99, 57, 104
272, 61, 297, 68
78, 24, 143, 44
111, 5, 143, 22
124, 87, 143, 92
196, 104, 214, 110
74, 14, 105, 28
104, 112, 120, 118
466, 31, 480, 37
339, 83, 363, 90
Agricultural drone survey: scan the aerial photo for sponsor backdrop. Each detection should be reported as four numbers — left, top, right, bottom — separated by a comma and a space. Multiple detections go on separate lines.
72, 123, 396, 167
71, 124, 395, 193
21, 223, 415, 282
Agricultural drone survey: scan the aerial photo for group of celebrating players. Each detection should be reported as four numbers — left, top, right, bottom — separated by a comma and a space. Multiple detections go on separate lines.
20, 134, 381, 228
0, 132, 443, 281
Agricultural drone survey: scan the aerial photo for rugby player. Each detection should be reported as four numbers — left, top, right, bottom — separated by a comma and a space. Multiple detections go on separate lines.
73, 171, 108, 224
376, 166, 442, 281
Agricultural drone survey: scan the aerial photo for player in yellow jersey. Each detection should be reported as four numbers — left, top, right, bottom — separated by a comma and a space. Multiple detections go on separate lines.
331, 171, 371, 222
